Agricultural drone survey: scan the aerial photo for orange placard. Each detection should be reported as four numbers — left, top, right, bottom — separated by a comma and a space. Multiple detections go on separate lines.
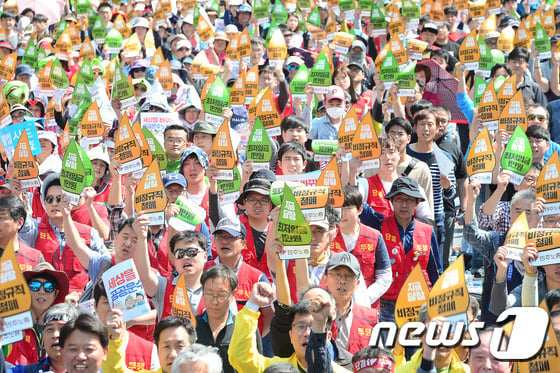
466, 127, 496, 184
338, 106, 359, 154
154, 59, 173, 96
478, 79, 500, 130
115, 115, 143, 174
497, 74, 517, 111
244, 64, 259, 105
458, 29, 481, 70
230, 71, 246, 106
13, 131, 40, 188
237, 27, 252, 60
394, 265, 430, 327
151, 47, 165, 67
81, 101, 105, 141
514, 21, 531, 49
389, 9, 405, 37
389, 38, 408, 66
61, 122, 71, 150
256, 88, 282, 137
211, 119, 236, 180
427, 255, 469, 319
132, 120, 153, 169
316, 157, 344, 208
55, 27, 72, 60
170, 274, 197, 327
134, 161, 167, 225
68, 22, 81, 50
352, 113, 381, 169
197, 10, 214, 44
38, 59, 54, 96
123, 33, 142, 58
267, 29, 288, 65
226, 32, 240, 60
0, 52, 17, 81
469, 0, 486, 21
80, 37, 96, 61
498, 89, 527, 135
200, 74, 216, 102
542, 8, 556, 37
113, 14, 130, 40
430, 0, 445, 22
0, 90, 11, 127
332, 32, 354, 54
0, 240, 32, 318
306, 23, 327, 41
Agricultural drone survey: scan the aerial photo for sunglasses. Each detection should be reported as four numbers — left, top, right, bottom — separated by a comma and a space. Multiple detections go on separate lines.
174, 247, 202, 260
29, 280, 57, 293
286, 64, 299, 71
528, 114, 546, 121
44, 195, 63, 204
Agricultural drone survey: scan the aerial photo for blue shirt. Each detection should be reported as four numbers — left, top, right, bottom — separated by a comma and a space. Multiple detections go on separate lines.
544, 141, 560, 164
310, 116, 339, 140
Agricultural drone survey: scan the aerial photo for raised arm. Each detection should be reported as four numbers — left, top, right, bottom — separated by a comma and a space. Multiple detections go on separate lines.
84, 187, 110, 240
62, 201, 92, 270
132, 213, 159, 298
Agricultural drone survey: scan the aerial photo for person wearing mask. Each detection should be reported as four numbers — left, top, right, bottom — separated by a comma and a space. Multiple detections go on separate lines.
310, 86, 347, 140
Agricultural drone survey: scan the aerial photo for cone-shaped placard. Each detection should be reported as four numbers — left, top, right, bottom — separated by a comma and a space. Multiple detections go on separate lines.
81, 101, 104, 145
276, 184, 313, 260
466, 127, 495, 184
536, 151, 560, 216
394, 264, 430, 328
498, 89, 527, 136
211, 119, 236, 180
458, 29, 480, 70
230, 71, 246, 106
497, 74, 517, 111
112, 65, 137, 109
271, 0, 288, 24
22, 39, 38, 70
338, 106, 359, 159
170, 273, 197, 326
0, 52, 17, 82
13, 131, 40, 188
310, 52, 332, 94
498, 26, 515, 52
142, 127, 167, 172
478, 79, 500, 130
105, 28, 123, 55
473, 75, 488, 106
380, 50, 399, 89
204, 76, 230, 126
132, 121, 153, 170
256, 88, 282, 137
501, 125, 533, 185
154, 60, 173, 96
61, 140, 90, 205
134, 161, 168, 225
217, 165, 242, 205
246, 119, 273, 170
427, 255, 469, 321
316, 157, 344, 208
267, 29, 288, 67
0, 240, 32, 318
352, 113, 381, 170
535, 23, 552, 60
115, 116, 143, 174
503, 211, 529, 261
289, 64, 309, 101
397, 61, 417, 97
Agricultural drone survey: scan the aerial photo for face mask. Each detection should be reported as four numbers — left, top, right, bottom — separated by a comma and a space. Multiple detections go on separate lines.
327, 107, 345, 119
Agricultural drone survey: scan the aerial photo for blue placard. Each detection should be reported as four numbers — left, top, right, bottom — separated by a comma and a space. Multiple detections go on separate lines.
0, 121, 42, 160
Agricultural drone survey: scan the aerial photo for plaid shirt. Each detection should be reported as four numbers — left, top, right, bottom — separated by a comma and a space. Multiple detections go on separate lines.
477, 201, 511, 234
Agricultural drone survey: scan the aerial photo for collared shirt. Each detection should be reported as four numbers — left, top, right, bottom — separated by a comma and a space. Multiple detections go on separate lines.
310, 115, 340, 140
335, 302, 354, 350
477, 201, 511, 234
153, 274, 203, 321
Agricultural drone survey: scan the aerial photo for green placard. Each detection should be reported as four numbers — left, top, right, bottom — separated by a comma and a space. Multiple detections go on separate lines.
60, 140, 88, 205
217, 166, 242, 204
478, 37, 493, 72
397, 61, 417, 95
380, 50, 399, 83
37, 46, 48, 62
253, 0, 270, 19
247, 119, 273, 165
271, 0, 288, 24
76, 0, 91, 15
276, 184, 312, 259
289, 64, 309, 97
535, 23, 552, 57
307, 6, 322, 27
72, 74, 92, 106
203, 76, 230, 124
358, 0, 374, 15
501, 125, 533, 185
92, 16, 107, 44
309, 52, 331, 88
168, 195, 207, 231
193, 6, 200, 29
22, 39, 38, 70
78, 58, 94, 86
54, 20, 67, 43
70, 101, 90, 136
494, 75, 507, 91
311, 140, 339, 155
270, 180, 306, 205
370, 3, 386, 29
473, 75, 488, 106
76, 140, 94, 186
105, 28, 123, 53
142, 127, 168, 172
50, 58, 70, 89
112, 65, 136, 108
402, 0, 420, 18
340, 0, 356, 12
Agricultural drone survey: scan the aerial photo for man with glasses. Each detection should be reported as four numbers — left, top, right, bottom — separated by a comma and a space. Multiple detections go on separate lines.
525, 104, 560, 162
134, 227, 209, 320
163, 125, 189, 174
196, 264, 263, 373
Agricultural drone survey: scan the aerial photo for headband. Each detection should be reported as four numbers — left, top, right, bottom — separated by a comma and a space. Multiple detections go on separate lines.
353, 357, 395, 373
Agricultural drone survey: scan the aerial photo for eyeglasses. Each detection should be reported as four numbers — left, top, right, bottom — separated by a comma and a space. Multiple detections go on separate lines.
174, 247, 202, 260
93, 71, 103, 77
203, 291, 231, 302
44, 195, 63, 204
29, 280, 57, 293
329, 272, 357, 282
214, 233, 242, 242
165, 138, 187, 145
292, 323, 312, 334
523, 176, 537, 185
286, 64, 299, 71
245, 197, 270, 206
528, 114, 547, 122
178, 47, 189, 52
135, 86, 147, 93
437, 118, 449, 125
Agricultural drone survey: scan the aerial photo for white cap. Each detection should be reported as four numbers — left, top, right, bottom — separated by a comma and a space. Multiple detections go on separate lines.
286, 56, 304, 66
87, 145, 110, 165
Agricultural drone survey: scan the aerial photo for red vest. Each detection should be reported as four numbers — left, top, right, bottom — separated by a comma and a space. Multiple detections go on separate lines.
125, 331, 155, 371
353, 90, 375, 121
329, 224, 380, 287
5, 328, 38, 365
346, 304, 379, 355
366, 175, 393, 218
148, 228, 173, 279
94, 180, 112, 204
239, 214, 271, 279
381, 216, 433, 300
36, 215, 91, 293
71, 202, 110, 229
162, 278, 206, 320
201, 189, 210, 228
31, 188, 45, 220
16, 241, 44, 272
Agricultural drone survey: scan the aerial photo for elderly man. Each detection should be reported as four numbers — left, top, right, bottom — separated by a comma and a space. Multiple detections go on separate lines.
171, 344, 222, 373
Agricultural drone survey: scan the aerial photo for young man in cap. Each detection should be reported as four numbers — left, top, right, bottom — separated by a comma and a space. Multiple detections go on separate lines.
310, 86, 348, 140
227, 3, 252, 31
379, 177, 442, 323
190, 121, 218, 157
164, 125, 189, 174
419, 23, 439, 48
14, 64, 34, 91
180, 146, 215, 228
324, 252, 379, 354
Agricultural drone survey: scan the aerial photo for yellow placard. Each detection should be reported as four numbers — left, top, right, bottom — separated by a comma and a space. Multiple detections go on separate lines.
458, 29, 481, 70
498, 26, 515, 53
154, 59, 174, 95
338, 106, 359, 154
407, 39, 429, 54
115, 115, 143, 174
81, 101, 105, 139
0, 240, 32, 317
388, 38, 408, 67
316, 157, 344, 208
525, 229, 560, 266
542, 8, 556, 37
536, 151, 560, 216
55, 27, 72, 59
394, 264, 430, 328
134, 161, 168, 225
514, 21, 531, 49
498, 89, 527, 135
480, 14, 497, 38
326, 10, 337, 36
256, 88, 282, 136
351, 113, 381, 167
267, 29, 288, 62
427, 255, 469, 319
170, 273, 197, 327
132, 120, 153, 169
478, 79, 500, 130
123, 33, 142, 58
469, 0, 486, 20
306, 23, 327, 42
496, 74, 517, 112
292, 186, 330, 210
333, 32, 354, 54
504, 211, 529, 261
13, 131, 40, 187
0, 52, 17, 81
466, 127, 495, 184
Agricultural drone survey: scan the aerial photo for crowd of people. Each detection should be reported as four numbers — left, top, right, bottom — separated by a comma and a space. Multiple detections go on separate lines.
0, 0, 558, 372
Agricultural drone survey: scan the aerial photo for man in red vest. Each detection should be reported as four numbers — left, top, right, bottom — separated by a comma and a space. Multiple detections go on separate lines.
324, 252, 379, 355
379, 177, 442, 323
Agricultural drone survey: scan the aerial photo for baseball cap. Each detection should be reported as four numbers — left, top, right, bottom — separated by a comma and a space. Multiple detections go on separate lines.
215, 216, 246, 238
15, 64, 34, 77
384, 176, 426, 201
87, 145, 110, 165
422, 23, 438, 34
238, 3, 252, 12
190, 121, 218, 140
484, 31, 500, 39
0, 40, 14, 50
286, 56, 304, 66
499, 15, 520, 28
176, 39, 192, 50
327, 252, 361, 277
41, 173, 61, 201
348, 59, 365, 72
308, 218, 330, 231
236, 178, 272, 204
163, 173, 187, 188
351, 40, 367, 52
180, 146, 210, 169
325, 85, 346, 102
131, 59, 149, 70
250, 169, 277, 182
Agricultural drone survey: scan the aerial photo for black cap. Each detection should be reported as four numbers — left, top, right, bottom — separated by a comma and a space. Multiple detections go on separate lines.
236, 178, 271, 204
385, 176, 425, 201
499, 15, 520, 28
250, 168, 277, 182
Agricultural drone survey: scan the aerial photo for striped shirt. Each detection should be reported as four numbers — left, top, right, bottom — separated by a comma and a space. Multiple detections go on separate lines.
406, 146, 444, 216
